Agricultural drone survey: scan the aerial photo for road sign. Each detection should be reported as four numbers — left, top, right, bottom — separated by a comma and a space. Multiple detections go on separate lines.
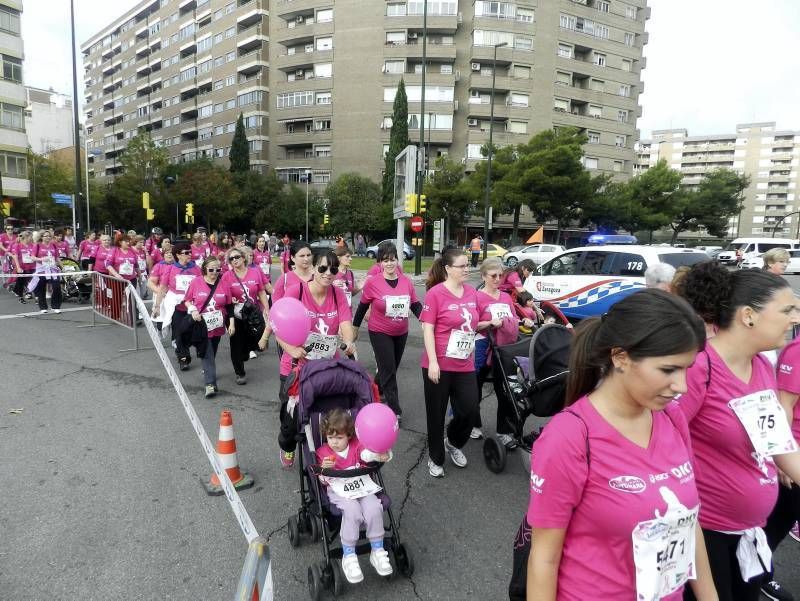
51, 193, 72, 206
410, 215, 424, 233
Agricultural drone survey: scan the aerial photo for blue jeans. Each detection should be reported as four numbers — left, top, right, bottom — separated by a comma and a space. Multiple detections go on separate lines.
201, 336, 221, 385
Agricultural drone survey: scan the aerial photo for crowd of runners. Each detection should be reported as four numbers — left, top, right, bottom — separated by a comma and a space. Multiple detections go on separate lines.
3, 221, 800, 600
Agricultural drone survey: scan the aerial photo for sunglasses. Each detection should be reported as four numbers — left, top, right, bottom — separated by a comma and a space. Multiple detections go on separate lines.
206, 268, 221, 273
228, 255, 243, 261
317, 265, 339, 275
486, 273, 501, 279
177, 250, 191, 255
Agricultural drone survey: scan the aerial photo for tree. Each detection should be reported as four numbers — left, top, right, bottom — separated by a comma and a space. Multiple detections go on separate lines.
118, 130, 168, 190
326, 173, 383, 241
381, 79, 410, 203
667, 168, 748, 244
468, 144, 526, 242
230, 170, 284, 232
23, 150, 74, 226
622, 159, 683, 236
424, 156, 476, 243
172, 159, 240, 231
228, 113, 250, 173
255, 184, 323, 238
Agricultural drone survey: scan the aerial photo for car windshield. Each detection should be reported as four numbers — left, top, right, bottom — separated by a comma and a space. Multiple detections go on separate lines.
507, 245, 524, 252
657, 253, 709, 268
724, 242, 749, 251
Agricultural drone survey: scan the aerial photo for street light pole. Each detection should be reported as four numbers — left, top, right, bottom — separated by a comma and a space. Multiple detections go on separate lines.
414, 0, 428, 277
69, 0, 83, 232
483, 42, 507, 262
304, 170, 311, 241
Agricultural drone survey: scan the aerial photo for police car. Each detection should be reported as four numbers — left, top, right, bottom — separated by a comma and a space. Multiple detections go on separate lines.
524, 245, 709, 320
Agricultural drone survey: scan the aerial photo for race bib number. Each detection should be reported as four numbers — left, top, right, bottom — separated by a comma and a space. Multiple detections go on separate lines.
488, 302, 513, 321
259, 262, 270, 275
42, 255, 56, 268
175, 274, 194, 291
329, 474, 382, 500
137, 259, 147, 271
202, 309, 224, 331
632, 502, 698, 601
385, 295, 410, 319
305, 331, 338, 360
119, 262, 134, 276
22, 252, 33, 264
446, 329, 476, 360
729, 389, 798, 457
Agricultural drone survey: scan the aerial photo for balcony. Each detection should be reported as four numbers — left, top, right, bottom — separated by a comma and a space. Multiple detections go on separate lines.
276, 103, 333, 120
275, 48, 333, 71
237, 7, 268, 29
467, 129, 527, 147
275, 19, 333, 44
275, 0, 319, 18
275, 156, 333, 171
238, 49, 269, 76
405, 128, 453, 145
383, 71, 455, 87
384, 40, 457, 61
278, 75, 334, 92
469, 44, 518, 65
274, 126, 333, 147
466, 101, 509, 120
383, 14, 459, 33
469, 72, 513, 93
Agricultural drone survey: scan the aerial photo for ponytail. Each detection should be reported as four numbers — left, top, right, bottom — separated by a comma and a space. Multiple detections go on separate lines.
565, 318, 604, 405
426, 258, 447, 290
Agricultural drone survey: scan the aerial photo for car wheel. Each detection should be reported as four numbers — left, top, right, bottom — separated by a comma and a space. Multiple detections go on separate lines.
403, 252, 411, 260
366, 251, 376, 259
505, 256, 518, 267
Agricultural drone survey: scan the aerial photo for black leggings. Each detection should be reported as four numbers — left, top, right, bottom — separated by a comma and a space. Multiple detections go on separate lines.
35, 277, 62, 310
475, 360, 515, 435
13, 271, 32, 297
683, 529, 764, 601
171, 310, 192, 363
368, 330, 407, 415
278, 375, 296, 452
763, 482, 800, 578
422, 368, 478, 466
229, 317, 253, 376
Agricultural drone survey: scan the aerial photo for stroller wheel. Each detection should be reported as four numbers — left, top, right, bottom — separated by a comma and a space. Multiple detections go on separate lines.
288, 514, 301, 548
393, 543, 415, 578
307, 563, 323, 601
331, 559, 346, 597
483, 436, 508, 474
309, 514, 322, 543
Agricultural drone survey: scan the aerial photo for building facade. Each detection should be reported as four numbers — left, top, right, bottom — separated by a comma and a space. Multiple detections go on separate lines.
0, 0, 28, 202
83, 0, 649, 194
636, 122, 800, 240
24, 87, 75, 155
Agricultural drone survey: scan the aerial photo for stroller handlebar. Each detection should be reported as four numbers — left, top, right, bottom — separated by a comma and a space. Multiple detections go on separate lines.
311, 462, 383, 478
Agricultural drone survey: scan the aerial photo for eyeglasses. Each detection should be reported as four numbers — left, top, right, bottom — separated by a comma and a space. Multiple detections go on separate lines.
229, 255, 243, 262
486, 273, 502, 279
206, 268, 221, 273
449, 263, 470, 270
317, 265, 339, 275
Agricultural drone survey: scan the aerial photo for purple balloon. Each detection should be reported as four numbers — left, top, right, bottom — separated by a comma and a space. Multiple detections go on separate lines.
355, 403, 399, 454
269, 297, 311, 346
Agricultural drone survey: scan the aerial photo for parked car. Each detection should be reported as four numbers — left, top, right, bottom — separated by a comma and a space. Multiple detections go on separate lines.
309, 239, 338, 253
502, 244, 566, 267
464, 243, 508, 258
524, 245, 708, 320
786, 250, 800, 274
365, 239, 415, 260
716, 237, 796, 266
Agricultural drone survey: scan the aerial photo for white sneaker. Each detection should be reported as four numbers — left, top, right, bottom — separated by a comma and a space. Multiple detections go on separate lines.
470, 427, 484, 440
52, 309, 61, 314
341, 554, 364, 584
427, 458, 444, 478
39, 309, 48, 314
369, 548, 393, 576
249, 350, 257, 359
498, 434, 518, 449
790, 522, 800, 543
444, 437, 467, 468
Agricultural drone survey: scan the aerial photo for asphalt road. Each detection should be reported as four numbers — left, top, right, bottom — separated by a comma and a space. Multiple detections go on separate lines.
0, 271, 798, 601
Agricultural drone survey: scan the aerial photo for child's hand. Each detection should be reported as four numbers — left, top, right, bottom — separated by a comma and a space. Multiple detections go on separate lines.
321, 456, 335, 469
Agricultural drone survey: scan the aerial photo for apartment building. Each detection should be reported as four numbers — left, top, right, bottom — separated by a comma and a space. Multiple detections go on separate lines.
25, 86, 74, 155
0, 0, 28, 202
636, 122, 800, 239
83, 0, 648, 194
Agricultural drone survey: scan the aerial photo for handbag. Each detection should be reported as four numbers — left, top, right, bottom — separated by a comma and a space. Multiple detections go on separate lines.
233, 269, 266, 338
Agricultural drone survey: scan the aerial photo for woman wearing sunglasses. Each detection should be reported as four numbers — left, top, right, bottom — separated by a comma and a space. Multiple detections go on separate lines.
219, 246, 269, 385
275, 250, 356, 468
184, 256, 232, 398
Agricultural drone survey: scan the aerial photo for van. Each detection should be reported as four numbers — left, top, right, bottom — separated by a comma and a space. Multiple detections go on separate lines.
716, 238, 797, 266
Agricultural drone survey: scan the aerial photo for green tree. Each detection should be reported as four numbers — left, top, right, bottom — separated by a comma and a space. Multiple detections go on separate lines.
382, 79, 410, 203
255, 184, 323, 238
622, 159, 683, 236
326, 173, 383, 242
228, 113, 250, 173
425, 156, 476, 243
667, 168, 748, 244
24, 150, 74, 226
231, 170, 284, 232
172, 159, 240, 231
468, 144, 526, 242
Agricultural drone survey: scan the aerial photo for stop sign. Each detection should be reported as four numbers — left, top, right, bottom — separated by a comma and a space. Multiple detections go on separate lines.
410, 216, 424, 233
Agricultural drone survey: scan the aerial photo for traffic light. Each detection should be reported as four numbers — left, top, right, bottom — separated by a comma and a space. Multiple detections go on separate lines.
405, 193, 417, 214
185, 202, 194, 224
142, 191, 150, 209
419, 194, 427, 213
323, 214, 330, 225
146, 208, 155, 221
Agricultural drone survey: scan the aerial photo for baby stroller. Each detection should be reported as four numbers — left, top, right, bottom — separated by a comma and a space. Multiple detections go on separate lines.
483, 324, 572, 474
60, 258, 92, 302
285, 358, 414, 600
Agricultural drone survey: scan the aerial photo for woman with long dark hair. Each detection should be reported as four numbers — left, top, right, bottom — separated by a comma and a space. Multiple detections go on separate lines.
500, 259, 536, 297
272, 240, 314, 301
525, 289, 716, 601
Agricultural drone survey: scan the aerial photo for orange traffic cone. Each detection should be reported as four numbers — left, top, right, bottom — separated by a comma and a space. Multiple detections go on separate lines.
202, 410, 254, 496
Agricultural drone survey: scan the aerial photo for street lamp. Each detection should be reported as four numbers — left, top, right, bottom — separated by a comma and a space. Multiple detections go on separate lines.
84, 140, 102, 231
302, 170, 312, 241
483, 41, 508, 262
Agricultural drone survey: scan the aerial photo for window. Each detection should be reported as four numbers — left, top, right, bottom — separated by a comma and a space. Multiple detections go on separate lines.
315, 119, 331, 131
243, 115, 263, 128
593, 52, 606, 66
316, 36, 333, 51
198, 104, 212, 118
179, 22, 195, 40
584, 157, 599, 170
199, 127, 212, 140
214, 33, 223, 45
617, 109, 629, 123
509, 93, 528, 107
473, 30, 515, 47
514, 35, 533, 50
214, 125, 223, 135
594, 25, 609, 39
612, 160, 623, 173
466, 144, 484, 159
624, 32, 635, 46
225, 98, 236, 109
587, 131, 601, 144
557, 44, 572, 58
225, 27, 235, 38
615, 134, 626, 147
507, 121, 527, 134
618, 84, 630, 97
596, 1, 609, 12
513, 64, 532, 79
474, 1, 516, 19
609, 253, 646, 276
553, 98, 570, 112
316, 8, 333, 22
383, 60, 404, 74
214, 57, 224, 67
315, 145, 331, 157
588, 104, 602, 118
214, 80, 223, 90
626, 6, 638, 19
1, 55, 21, 83
276, 91, 313, 108
440, 63, 453, 75
556, 71, 571, 86
590, 79, 604, 92
544, 252, 580, 276
316, 91, 332, 104
314, 63, 332, 78
213, 102, 223, 113
579, 251, 613, 275
0, 102, 23, 130
198, 59, 212, 74
226, 122, 235, 132
386, 2, 406, 16
225, 75, 235, 86
197, 36, 212, 53
248, 140, 263, 152
517, 8, 534, 22
622, 59, 632, 72
180, 66, 196, 81
560, 14, 575, 29
226, 52, 235, 63
137, 105, 149, 117
386, 31, 405, 45
0, 7, 21, 35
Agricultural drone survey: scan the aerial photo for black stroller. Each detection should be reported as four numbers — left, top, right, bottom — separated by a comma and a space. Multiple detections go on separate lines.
483, 324, 572, 474
285, 358, 414, 600
59, 258, 92, 302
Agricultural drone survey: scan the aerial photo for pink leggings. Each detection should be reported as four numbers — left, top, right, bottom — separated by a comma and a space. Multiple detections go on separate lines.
327, 491, 384, 547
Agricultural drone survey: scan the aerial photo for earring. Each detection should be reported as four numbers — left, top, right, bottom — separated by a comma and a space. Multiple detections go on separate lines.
748, 322, 754, 328
614, 366, 625, 374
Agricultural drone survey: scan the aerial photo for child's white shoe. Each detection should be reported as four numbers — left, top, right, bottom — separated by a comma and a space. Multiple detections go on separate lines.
369, 547, 393, 576
341, 554, 364, 583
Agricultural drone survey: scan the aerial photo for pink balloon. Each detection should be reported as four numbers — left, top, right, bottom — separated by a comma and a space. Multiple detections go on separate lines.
355, 403, 399, 454
269, 297, 311, 347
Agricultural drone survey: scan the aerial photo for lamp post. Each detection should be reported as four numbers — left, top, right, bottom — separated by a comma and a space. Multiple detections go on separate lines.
482, 42, 507, 262
84, 141, 102, 232
302, 170, 312, 241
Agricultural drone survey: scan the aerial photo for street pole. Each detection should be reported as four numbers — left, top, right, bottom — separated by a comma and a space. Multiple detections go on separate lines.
414, 0, 427, 277
84, 138, 91, 231
483, 42, 507, 262
304, 170, 311, 241
69, 0, 83, 231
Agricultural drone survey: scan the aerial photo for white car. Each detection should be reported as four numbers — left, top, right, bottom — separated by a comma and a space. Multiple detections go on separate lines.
502, 244, 565, 267
784, 250, 800, 275
524, 245, 709, 320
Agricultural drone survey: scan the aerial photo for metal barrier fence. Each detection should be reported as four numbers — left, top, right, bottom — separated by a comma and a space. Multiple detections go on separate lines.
81, 272, 142, 352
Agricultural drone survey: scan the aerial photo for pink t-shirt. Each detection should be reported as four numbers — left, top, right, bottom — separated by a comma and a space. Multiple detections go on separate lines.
145, 237, 161, 255
110, 247, 139, 281
776, 338, 800, 442
360, 274, 418, 336
164, 262, 202, 295
527, 398, 698, 601
677, 345, 779, 531
14, 242, 36, 272
278, 282, 352, 376
34, 242, 59, 262
94, 244, 115, 274
0, 233, 15, 256
133, 247, 148, 274
190, 243, 209, 262
252, 249, 272, 281
55, 240, 71, 259
78, 239, 95, 260
149, 261, 172, 285
419, 283, 480, 373
183, 276, 231, 338
499, 271, 522, 295
272, 269, 310, 302
476, 290, 518, 346
315, 438, 369, 471
220, 266, 268, 307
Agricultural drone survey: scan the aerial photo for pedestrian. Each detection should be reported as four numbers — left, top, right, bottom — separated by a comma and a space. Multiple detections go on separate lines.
183, 255, 231, 398
53, 228, 71, 261
275, 249, 356, 468
272, 240, 314, 301
62, 227, 76, 258
190, 232, 207, 263
106, 233, 140, 286
762, 248, 790, 276
11, 230, 35, 302
280, 234, 291, 274
677, 265, 800, 601
333, 245, 361, 306
252, 235, 272, 281
355, 233, 366, 257
0, 224, 16, 287
148, 248, 175, 331
469, 234, 482, 268
148, 237, 171, 271
524, 289, 716, 601
269, 232, 278, 255
93, 233, 115, 276
78, 231, 98, 271
421, 247, 480, 478
219, 246, 269, 384
144, 227, 163, 256
644, 262, 677, 291
31, 230, 62, 314
499, 259, 536, 298
352, 241, 422, 418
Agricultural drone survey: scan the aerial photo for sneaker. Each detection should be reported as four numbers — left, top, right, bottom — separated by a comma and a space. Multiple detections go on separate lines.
39, 309, 48, 314
279, 449, 295, 469
427, 458, 444, 478
498, 433, 519, 449
470, 427, 484, 440
341, 554, 364, 584
204, 385, 216, 399
790, 522, 800, 543
761, 580, 794, 601
179, 359, 190, 372
249, 350, 257, 359
444, 437, 467, 468
369, 548, 393, 576
235, 375, 247, 385
18, 296, 25, 304
52, 309, 61, 314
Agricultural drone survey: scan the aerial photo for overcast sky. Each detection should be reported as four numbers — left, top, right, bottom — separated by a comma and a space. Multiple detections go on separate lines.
21, 0, 800, 138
